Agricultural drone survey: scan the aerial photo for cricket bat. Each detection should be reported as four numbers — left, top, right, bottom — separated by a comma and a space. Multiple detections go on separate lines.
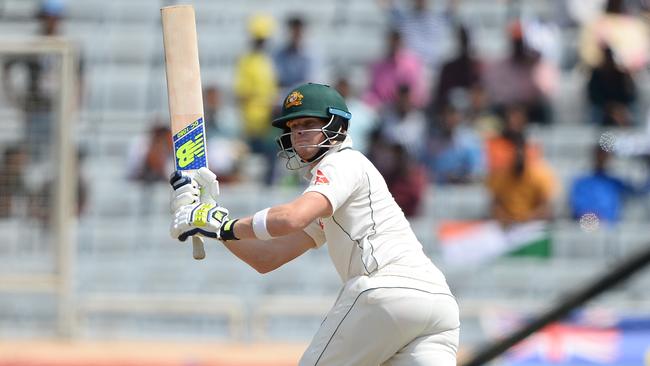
161, 5, 211, 260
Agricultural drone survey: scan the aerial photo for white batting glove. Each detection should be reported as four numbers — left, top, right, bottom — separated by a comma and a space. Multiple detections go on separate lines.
169, 167, 220, 212
170, 202, 230, 241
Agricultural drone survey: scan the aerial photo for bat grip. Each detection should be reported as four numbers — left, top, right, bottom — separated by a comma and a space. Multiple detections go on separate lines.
190, 175, 215, 260
192, 236, 206, 260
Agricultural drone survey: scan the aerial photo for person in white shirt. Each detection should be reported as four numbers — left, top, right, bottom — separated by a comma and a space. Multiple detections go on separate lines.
169, 83, 460, 366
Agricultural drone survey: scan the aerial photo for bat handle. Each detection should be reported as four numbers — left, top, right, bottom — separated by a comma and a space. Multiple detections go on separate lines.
190, 172, 216, 261
192, 236, 206, 260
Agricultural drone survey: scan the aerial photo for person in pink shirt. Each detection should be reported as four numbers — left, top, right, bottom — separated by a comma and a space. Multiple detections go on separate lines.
363, 29, 428, 110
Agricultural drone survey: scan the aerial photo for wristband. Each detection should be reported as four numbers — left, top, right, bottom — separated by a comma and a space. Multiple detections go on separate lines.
252, 208, 273, 240
219, 219, 239, 241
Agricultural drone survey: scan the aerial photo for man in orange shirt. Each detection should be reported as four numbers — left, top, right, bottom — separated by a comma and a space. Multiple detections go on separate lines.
485, 105, 559, 225
487, 158, 558, 225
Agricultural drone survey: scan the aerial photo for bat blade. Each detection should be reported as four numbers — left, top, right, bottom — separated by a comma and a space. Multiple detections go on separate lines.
161, 5, 207, 260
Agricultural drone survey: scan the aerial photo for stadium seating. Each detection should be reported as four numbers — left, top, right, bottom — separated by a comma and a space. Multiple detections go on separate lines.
0, 0, 649, 351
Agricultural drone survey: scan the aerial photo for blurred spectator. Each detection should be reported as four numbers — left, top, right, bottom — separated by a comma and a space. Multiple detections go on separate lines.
204, 86, 225, 136
273, 15, 323, 97
382, 0, 455, 68
234, 14, 279, 185
126, 124, 173, 183
2, 0, 83, 161
521, 14, 563, 68
203, 86, 248, 184
569, 145, 650, 224
0, 145, 29, 218
564, 0, 608, 27
586, 45, 637, 126
465, 84, 501, 138
482, 21, 556, 124
375, 84, 427, 159
363, 29, 428, 110
485, 106, 559, 225
204, 86, 240, 138
29, 148, 88, 225
334, 76, 378, 154
431, 25, 482, 115
368, 134, 427, 217
485, 104, 542, 173
579, 0, 649, 72
424, 104, 484, 184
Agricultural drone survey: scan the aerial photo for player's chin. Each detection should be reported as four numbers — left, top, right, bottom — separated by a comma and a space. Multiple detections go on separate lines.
296, 147, 318, 161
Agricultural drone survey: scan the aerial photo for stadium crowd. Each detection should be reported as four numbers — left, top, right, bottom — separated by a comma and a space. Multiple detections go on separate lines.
175, 0, 649, 231
1, 0, 650, 233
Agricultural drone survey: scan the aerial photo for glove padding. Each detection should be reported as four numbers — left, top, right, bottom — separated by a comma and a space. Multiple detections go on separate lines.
170, 202, 230, 241
169, 167, 220, 212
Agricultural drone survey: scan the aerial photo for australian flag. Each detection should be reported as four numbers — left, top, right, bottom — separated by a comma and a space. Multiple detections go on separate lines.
499, 312, 650, 366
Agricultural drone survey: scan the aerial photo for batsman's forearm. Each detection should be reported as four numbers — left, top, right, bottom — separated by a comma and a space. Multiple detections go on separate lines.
219, 230, 315, 274
220, 237, 277, 273
232, 205, 309, 240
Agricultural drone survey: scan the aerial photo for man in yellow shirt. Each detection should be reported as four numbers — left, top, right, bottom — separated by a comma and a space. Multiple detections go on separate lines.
234, 14, 279, 184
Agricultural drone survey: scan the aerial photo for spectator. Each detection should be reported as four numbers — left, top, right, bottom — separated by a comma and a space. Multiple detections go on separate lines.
382, 0, 455, 68
466, 83, 501, 138
29, 148, 88, 225
234, 14, 279, 185
334, 76, 377, 154
570, 145, 650, 224
204, 86, 241, 138
273, 15, 323, 97
521, 14, 563, 68
368, 134, 427, 217
203, 86, 248, 184
2, 0, 83, 161
431, 25, 482, 115
375, 84, 427, 159
204, 86, 224, 137
485, 107, 559, 226
126, 124, 173, 183
586, 45, 637, 126
0, 145, 29, 218
485, 104, 542, 173
425, 104, 484, 184
363, 29, 428, 110
482, 21, 556, 124
579, 0, 649, 72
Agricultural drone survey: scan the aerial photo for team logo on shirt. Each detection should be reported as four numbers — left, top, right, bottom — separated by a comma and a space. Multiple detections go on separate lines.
314, 169, 330, 185
284, 91, 304, 108
318, 218, 324, 230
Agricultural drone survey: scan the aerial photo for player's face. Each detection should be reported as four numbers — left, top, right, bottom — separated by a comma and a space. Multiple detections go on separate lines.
287, 117, 327, 160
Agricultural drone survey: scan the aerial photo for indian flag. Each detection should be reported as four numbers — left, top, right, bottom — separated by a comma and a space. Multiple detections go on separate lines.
438, 220, 551, 265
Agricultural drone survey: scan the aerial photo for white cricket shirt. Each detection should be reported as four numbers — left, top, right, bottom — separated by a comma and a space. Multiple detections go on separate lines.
302, 138, 451, 293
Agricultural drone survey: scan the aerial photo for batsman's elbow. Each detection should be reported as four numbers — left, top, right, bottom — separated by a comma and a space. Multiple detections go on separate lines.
252, 257, 281, 274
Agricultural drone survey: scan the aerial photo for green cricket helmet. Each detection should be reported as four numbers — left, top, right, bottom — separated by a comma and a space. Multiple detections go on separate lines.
273, 83, 352, 169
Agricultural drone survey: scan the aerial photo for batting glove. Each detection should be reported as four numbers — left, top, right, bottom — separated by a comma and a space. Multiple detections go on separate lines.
170, 202, 230, 241
169, 167, 220, 212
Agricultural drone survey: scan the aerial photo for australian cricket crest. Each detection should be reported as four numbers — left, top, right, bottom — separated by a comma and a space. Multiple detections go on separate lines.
284, 90, 304, 109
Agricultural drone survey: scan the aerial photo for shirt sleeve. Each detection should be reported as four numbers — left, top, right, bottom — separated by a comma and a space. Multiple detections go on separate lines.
303, 153, 362, 215
303, 219, 326, 248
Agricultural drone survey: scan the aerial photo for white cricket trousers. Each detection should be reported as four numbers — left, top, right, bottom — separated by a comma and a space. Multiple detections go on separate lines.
299, 275, 460, 366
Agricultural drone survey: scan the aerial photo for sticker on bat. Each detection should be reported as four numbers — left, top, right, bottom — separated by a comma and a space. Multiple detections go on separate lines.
173, 118, 207, 170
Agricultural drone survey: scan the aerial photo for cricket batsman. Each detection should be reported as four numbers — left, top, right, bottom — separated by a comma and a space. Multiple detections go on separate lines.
169, 83, 460, 365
